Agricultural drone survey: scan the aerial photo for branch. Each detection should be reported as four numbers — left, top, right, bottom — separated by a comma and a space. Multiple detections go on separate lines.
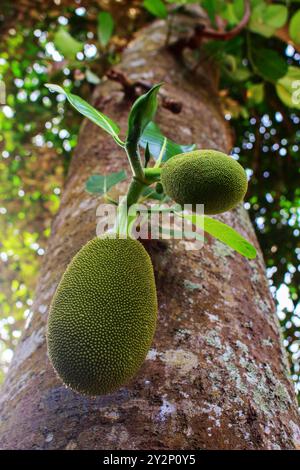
170, 0, 251, 53
198, 0, 251, 41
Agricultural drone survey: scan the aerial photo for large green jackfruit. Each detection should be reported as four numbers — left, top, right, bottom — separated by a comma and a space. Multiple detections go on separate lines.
47, 237, 157, 396
161, 150, 248, 214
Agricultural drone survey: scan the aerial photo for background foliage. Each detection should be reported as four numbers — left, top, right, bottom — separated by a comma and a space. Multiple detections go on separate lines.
0, 0, 300, 396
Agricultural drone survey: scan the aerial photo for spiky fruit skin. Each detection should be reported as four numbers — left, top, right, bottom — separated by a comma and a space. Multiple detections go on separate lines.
161, 150, 248, 214
47, 237, 157, 396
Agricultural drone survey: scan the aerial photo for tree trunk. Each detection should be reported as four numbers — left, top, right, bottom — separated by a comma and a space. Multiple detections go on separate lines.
0, 19, 299, 451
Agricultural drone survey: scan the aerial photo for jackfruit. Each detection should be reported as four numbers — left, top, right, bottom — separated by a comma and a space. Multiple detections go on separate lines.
47, 237, 157, 396
161, 150, 248, 214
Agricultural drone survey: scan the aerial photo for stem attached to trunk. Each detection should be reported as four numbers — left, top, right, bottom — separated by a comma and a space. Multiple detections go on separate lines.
144, 167, 162, 184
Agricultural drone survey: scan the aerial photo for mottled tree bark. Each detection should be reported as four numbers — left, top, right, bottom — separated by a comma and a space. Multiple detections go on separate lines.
0, 19, 299, 450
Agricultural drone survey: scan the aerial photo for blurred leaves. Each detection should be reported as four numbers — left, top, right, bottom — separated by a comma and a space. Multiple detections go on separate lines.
249, 2, 288, 37
53, 28, 83, 60
143, 0, 168, 19
97, 11, 115, 47
126, 84, 161, 152
250, 47, 288, 82
276, 67, 300, 110
223, 54, 252, 82
45, 84, 122, 143
289, 10, 300, 45
139, 121, 195, 162
247, 82, 265, 105
85, 69, 101, 85
85, 170, 127, 195
177, 212, 257, 259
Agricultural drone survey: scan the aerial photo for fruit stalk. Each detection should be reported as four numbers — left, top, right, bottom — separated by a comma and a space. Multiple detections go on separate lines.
144, 167, 161, 184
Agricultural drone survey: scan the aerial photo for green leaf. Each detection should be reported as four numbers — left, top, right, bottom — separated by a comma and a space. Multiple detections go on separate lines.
223, 55, 251, 82
204, 216, 257, 259
143, 0, 168, 19
177, 212, 257, 259
144, 142, 151, 168
165, 0, 196, 2
247, 83, 264, 104
202, 0, 222, 27
53, 28, 83, 60
276, 66, 300, 110
249, 4, 274, 37
141, 186, 166, 201
219, 1, 245, 26
126, 84, 161, 150
139, 121, 195, 162
45, 84, 122, 143
230, 67, 252, 82
251, 48, 288, 82
263, 5, 288, 28
248, 3, 287, 38
233, 0, 246, 22
223, 54, 237, 73
97, 11, 114, 47
289, 10, 300, 45
85, 170, 127, 195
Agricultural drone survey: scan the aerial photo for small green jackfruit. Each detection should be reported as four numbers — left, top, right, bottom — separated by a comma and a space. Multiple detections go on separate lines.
47, 237, 157, 396
161, 150, 248, 214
